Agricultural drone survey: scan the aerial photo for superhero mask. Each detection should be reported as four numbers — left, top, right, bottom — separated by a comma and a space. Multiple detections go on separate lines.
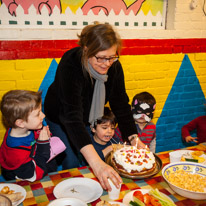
131, 99, 156, 122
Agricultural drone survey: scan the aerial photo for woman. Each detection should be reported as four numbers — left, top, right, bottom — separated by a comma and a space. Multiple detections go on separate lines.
44, 23, 146, 190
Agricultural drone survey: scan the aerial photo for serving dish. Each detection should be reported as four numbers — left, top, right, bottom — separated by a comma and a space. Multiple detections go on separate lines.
105, 151, 162, 179
162, 162, 206, 200
170, 150, 206, 164
123, 189, 175, 205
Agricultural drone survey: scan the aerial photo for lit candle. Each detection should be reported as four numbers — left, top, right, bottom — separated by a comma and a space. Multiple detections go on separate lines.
124, 141, 126, 149
135, 137, 138, 148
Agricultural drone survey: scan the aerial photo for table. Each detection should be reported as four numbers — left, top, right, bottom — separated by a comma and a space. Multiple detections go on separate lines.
1, 143, 206, 206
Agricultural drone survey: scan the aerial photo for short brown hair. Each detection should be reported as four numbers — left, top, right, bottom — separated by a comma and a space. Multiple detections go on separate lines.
77, 23, 122, 71
1, 90, 42, 128
93, 107, 116, 129
132, 92, 156, 106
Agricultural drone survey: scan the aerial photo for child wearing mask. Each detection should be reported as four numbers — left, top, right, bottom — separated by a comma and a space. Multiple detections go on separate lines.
114, 92, 156, 153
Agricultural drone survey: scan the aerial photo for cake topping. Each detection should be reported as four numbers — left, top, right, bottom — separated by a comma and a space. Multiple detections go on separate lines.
113, 146, 155, 173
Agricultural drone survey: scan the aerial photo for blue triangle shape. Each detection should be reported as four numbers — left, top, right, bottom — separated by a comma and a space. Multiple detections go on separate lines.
38, 59, 58, 112
156, 54, 206, 152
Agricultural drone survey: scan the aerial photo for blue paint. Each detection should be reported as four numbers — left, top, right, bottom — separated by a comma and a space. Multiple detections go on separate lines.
38, 59, 58, 112
156, 54, 206, 152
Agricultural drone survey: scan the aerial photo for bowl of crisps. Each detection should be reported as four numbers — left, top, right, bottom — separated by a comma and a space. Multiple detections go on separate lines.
162, 162, 206, 200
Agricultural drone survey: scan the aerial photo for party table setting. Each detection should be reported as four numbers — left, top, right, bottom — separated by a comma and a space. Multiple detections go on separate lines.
0, 143, 206, 206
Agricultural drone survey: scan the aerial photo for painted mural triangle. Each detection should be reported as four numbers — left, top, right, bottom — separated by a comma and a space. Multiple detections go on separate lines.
156, 54, 206, 152
38, 59, 58, 112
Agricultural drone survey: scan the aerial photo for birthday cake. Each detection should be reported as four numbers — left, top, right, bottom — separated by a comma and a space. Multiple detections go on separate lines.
111, 145, 156, 176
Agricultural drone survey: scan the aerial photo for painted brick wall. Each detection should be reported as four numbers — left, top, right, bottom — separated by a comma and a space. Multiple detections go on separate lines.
0, 39, 206, 153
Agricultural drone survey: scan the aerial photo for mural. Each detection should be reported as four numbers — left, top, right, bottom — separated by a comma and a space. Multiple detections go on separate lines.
0, 0, 62, 16
0, 0, 167, 29
81, 0, 146, 15
156, 55, 206, 152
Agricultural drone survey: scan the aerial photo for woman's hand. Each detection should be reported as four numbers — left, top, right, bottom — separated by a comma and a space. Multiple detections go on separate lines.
80, 145, 122, 191
38, 126, 51, 141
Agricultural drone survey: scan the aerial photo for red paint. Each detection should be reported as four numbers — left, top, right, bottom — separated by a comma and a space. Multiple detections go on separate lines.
0, 39, 205, 60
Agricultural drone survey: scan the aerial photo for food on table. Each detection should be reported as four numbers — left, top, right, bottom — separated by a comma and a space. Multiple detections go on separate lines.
129, 189, 176, 206
0, 186, 23, 203
181, 150, 206, 164
167, 170, 206, 192
96, 200, 120, 206
191, 151, 204, 156
111, 145, 156, 176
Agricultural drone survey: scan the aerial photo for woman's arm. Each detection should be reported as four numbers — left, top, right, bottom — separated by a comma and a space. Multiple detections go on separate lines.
80, 144, 122, 191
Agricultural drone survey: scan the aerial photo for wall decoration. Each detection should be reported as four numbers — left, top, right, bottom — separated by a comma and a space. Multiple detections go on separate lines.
0, 0, 167, 29
156, 54, 206, 152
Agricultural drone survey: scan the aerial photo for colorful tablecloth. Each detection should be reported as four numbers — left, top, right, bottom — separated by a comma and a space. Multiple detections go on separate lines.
1, 143, 206, 206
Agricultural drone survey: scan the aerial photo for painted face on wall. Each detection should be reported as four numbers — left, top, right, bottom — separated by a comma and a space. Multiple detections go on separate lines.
131, 99, 156, 122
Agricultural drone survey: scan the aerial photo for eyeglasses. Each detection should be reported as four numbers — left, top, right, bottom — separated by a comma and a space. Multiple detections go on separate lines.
94, 55, 119, 63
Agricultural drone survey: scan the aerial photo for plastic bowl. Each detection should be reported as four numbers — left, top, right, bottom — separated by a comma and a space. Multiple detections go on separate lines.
162, 162, 206, 200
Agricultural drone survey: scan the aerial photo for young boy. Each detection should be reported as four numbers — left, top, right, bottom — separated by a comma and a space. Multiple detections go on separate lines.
0, 90, 57, 181
90, 107, 123, 161
114, 92, 156, 153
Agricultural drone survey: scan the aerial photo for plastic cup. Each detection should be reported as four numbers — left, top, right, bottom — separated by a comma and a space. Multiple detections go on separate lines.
169, 151, 182, 163
108, 178, 121, 200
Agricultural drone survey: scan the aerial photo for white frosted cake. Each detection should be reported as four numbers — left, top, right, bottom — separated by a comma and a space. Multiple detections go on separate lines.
111, 145, 156, 176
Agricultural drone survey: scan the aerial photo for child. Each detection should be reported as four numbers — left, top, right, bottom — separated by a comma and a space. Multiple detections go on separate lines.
0, 90, 61, 181
182, 116, 206, 144
114, 92, 156, 153
90, 107, 123, 161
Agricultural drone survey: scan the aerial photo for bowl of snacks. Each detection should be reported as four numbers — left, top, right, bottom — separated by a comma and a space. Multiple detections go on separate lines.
162, 162, 206, 200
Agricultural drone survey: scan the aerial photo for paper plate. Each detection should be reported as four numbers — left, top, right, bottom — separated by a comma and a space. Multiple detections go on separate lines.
53, 177, 103, 203
48, 197, 87, 206
0, 183, 26, 206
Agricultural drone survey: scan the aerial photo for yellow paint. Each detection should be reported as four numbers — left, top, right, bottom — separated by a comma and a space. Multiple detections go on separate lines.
60, 0, 164, 15
61, 0, 85, 13
0, 53, 206, 144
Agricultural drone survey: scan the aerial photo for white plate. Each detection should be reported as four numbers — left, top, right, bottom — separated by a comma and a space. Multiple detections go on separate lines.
109, 201, 127, 206
53, 177, 103, 203
177, 150, 206, 165
0, 183, 26, 206
123, 189, 174, 206
48, 197, 87, 206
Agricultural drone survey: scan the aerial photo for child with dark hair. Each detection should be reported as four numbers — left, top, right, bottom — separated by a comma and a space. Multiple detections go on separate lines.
0, 90, 61, 181
114, 92, 156, 153
90, 107, 123, 161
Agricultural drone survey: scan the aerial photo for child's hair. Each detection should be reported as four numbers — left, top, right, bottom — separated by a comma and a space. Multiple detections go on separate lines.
93, 107, 116, 129
0, 90, 42, 128
132, 92, 156, 108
